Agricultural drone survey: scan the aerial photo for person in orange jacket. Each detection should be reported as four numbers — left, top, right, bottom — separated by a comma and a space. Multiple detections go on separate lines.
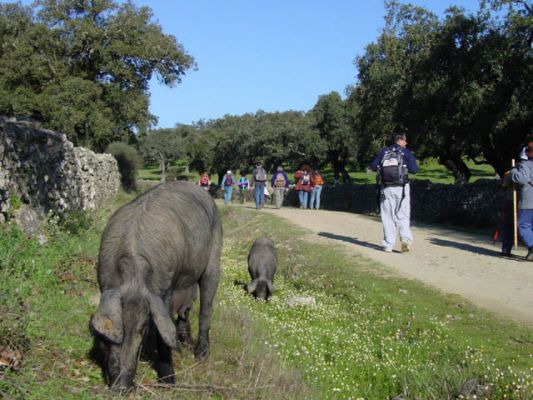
310, 169, 325, 210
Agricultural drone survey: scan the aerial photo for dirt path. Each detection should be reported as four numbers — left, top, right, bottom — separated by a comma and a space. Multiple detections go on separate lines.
245, 203, 533, 326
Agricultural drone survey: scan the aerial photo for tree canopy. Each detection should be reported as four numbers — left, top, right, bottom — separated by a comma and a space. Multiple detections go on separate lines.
0, 0, 195, 151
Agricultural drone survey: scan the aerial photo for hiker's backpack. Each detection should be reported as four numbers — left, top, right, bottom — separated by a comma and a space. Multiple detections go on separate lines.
274, 173, 286, 187
378, 146, 408, 186
254, 167, 267, 182
225, 174, 233, 186
301, 172, 310, 185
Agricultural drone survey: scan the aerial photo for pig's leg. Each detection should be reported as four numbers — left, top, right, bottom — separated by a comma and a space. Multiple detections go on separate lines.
155, 332, 175, 384
194, 265, 220, 360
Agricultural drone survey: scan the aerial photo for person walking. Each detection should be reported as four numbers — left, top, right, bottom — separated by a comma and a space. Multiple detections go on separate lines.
294, 164, 312, 209
220, 170, 234, 204
371, 129, 419, 253
510, 145, 533, 260
271, 166, 289, 209
251, 162, 268, 209
198, 172, 211, 191
309, 169, 325, 210
237, 172, 250, 204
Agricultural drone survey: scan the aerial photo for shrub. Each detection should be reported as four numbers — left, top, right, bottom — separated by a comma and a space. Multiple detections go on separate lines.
105, 142, 142, 191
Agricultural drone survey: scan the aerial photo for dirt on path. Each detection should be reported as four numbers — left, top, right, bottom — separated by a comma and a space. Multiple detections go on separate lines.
248, 204, 533, 326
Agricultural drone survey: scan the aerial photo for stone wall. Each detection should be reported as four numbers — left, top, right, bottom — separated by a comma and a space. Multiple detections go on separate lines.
285, 179, 504, 228
0, 117, 120, 223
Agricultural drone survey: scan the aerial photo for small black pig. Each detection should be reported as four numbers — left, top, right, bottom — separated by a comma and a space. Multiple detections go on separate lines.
246, 238, 277, 300
90, 181, 222, 392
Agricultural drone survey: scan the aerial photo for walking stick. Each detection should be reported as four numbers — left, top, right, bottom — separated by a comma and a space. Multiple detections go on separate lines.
512, 159, 518, 249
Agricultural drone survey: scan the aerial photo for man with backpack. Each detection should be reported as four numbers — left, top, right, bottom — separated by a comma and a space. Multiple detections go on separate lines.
251, 162, 268, 209
271, 166, 289, 209
220, 170, 234, 205
371, 129, 418, 253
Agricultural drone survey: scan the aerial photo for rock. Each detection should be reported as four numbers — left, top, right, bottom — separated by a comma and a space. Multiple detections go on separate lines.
286, 296, 316, 308
14, 205, 46, 245
457, 378, 493, 398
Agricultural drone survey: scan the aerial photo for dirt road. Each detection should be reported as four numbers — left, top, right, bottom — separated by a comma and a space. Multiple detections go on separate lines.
253, 204, 533, 326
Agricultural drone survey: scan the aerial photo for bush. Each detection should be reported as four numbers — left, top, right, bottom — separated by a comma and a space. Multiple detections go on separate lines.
105, 142, 142, 191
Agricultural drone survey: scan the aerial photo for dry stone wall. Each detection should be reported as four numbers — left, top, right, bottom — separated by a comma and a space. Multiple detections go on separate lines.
0, 117, 120, 223
286, 179, 503, 229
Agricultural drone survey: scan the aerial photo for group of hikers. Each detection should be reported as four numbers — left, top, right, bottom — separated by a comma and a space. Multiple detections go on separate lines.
197, 164, 325, 210
196, 127, 533, 259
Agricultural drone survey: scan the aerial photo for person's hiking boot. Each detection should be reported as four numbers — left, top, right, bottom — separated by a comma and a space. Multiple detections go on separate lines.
526, 248, 533, 261
401, 241, 411, 253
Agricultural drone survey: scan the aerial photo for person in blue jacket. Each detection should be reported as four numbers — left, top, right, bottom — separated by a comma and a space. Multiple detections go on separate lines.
371, 129, 419, 253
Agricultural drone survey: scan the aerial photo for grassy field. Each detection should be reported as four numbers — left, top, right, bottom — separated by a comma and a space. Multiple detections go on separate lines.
1, 190, 531, 399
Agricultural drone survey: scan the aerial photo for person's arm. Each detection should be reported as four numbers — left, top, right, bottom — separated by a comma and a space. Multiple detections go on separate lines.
220, 175, 226, 188
405, 149, 419, 174
370, 149, 385, 171
511, 163, 532, 185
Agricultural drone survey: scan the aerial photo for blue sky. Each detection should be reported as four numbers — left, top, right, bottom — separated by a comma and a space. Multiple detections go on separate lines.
6, 0, 481, 128
141, 0, 481, 128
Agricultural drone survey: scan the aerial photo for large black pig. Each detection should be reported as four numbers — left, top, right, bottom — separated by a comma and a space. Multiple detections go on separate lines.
246, 238, 277, 300
90, 181, 222, 391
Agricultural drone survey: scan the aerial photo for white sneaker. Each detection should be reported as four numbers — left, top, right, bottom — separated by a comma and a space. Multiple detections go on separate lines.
401, 242, 411, 253
383, 247, 392, 252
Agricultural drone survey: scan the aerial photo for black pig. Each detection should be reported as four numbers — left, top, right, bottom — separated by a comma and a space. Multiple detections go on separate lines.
90, 181, 222, 391
246, 238, 277, 300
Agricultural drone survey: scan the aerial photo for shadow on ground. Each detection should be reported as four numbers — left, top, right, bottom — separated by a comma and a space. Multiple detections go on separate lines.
318, 231, 385, 251
428, 237, 526, 261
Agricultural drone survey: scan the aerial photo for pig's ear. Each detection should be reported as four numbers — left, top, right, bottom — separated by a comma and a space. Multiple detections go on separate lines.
246, 280, 258, 294
266, 281, 275, 293
148, 294, 177, 349
91, 289, 124, 344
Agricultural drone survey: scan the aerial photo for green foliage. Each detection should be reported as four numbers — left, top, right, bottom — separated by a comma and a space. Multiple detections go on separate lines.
349, 0, 532, 182
0, 0, 195, 151
105, 141, 142, 191
310, 91, 354, 183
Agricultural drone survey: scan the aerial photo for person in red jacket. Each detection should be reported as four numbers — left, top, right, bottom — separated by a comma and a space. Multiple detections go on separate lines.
294, 164, 312, 209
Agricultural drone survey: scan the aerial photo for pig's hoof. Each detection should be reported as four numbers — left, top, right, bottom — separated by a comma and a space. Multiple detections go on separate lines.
194, 344, 209, 361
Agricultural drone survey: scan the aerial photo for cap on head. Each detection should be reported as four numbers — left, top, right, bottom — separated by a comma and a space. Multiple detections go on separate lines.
227, 170, 232, 174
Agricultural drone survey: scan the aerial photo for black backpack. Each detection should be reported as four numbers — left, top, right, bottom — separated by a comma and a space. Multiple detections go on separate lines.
378, 146, 409, 186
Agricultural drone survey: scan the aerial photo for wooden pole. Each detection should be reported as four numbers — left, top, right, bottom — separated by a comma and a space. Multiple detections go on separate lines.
512, 159, 518, 248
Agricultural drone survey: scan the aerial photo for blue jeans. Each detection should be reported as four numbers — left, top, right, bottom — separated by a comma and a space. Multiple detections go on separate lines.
518, 208, 533, 248
223, 185, 233, 204
254, 184, 265, 208
310, 185, 323, 209
298, 190, 309, 209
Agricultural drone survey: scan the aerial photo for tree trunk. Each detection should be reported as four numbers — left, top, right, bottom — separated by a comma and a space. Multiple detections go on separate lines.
439, 155, 471, 184
159, 153, 166, 183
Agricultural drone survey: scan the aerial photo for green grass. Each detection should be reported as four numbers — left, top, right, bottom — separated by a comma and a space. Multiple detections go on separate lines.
1, 194, 531, 399
344, 158, 496, 185
219, 206, 532, 399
